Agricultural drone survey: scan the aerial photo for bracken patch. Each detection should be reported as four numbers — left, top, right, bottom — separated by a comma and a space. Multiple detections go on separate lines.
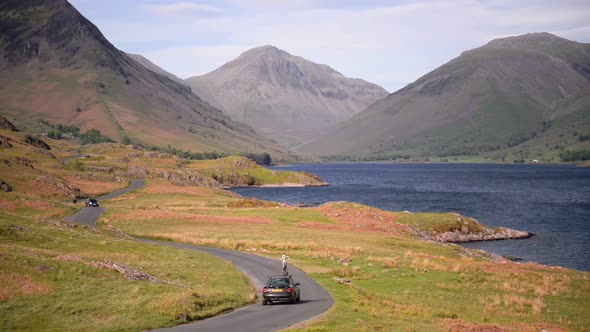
298, 203, 408, 236
113, 210, 273, 225
0, 271, 54, 300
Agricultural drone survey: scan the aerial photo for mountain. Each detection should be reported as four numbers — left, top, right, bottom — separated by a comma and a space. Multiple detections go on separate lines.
186, 46, 388, 147
126, 53, 187, 86
301, 33, 590, 162
0, 0, 303, 161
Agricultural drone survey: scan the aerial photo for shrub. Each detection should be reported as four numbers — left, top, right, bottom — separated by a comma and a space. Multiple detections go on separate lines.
245, 152, 272, 166
560, 149, 590, 161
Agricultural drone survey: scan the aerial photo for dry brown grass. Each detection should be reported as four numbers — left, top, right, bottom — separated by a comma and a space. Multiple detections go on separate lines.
150, 232, 364, 262
0, 271, 53, 300
332, 266, 362, 278
444, 319, 570, 332
62, 176, 127, 196
139, 182, 213, 196
366, 256, 398, 269
0, 198, 17, 212
476, 266, 573, 317
226, 198, 278, 208
403, 250, 478, 273
316, 202, 406, 236
110, 210, 273, 225
443, 319, 508, 332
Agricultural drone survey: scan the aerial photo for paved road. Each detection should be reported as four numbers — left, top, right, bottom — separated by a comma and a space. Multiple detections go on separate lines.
64, 180, 333, 331
64, 180, 145, 227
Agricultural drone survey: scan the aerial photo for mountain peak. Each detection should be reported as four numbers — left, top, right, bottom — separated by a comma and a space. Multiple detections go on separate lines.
0, 0, 120, 70
484, 32, 572, 49
240, 45, 290, 58
302, 33, 590, 159
0, 0, 297, 160
187, 46, 388, 147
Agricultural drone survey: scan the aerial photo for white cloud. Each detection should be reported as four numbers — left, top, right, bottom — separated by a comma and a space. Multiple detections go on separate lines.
75, 0, 590, 92
141, 2, 222, 17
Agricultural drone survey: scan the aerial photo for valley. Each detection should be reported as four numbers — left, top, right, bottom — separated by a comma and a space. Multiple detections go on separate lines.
1, 117, 588, 331
2, 1, 590, 331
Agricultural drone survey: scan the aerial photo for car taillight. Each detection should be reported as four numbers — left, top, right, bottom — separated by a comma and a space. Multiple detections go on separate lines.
287, 287, 292, 293
263, 287, 268, 294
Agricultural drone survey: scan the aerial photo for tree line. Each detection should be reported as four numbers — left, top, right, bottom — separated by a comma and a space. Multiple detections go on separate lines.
42, 122, 113, 144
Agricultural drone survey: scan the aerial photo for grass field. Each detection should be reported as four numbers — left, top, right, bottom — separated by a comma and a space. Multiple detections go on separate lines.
104, 180, 590, 331
1, 131, 589, 331
0, 211, 254, 331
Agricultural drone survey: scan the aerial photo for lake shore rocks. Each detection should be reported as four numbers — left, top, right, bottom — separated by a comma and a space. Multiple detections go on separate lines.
411, 224, 532, 243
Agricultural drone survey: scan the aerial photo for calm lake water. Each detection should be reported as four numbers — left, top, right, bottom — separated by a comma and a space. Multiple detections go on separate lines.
234, 163, 590, 271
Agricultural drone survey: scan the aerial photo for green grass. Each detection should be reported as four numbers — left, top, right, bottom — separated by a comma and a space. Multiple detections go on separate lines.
188, 156, 324, 186
0, 211, 255, 331
101, 180, 590, 331
2, 132, 589, 331
395, 212, 485, 233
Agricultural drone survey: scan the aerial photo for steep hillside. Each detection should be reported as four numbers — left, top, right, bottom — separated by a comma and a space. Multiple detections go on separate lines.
0, 0, 303, 162
126, 53, 187, 86
186, 46, 388, 147
302, 33, 590, 162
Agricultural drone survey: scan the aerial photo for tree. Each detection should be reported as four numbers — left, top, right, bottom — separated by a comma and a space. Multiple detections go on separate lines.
245, 152, 272, 166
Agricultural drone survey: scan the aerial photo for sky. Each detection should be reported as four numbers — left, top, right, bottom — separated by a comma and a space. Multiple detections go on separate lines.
70, 0, 590, 92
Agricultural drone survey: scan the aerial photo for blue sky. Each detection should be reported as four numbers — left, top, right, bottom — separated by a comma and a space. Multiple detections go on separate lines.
70, 0, 590, 92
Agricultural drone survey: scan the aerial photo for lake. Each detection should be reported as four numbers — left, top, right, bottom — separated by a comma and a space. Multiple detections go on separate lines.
234, 163, 590, 271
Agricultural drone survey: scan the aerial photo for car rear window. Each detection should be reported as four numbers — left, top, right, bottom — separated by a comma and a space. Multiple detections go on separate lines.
268, 278, 290, 287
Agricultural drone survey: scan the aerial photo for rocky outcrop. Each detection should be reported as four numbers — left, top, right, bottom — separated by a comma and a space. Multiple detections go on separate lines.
55, 255, 160, 283
162, 169, 220, 187
90, 259, 160, 283
86, 166, 114, 173
0, 115, 20, 132
24, 135, 51, 150
122, 165, 221, 187
232, 158, 256, 169
411, 225, 531, 243
212, 173, 257, 187
124, 165, 149, 178
35, 175, 84, 198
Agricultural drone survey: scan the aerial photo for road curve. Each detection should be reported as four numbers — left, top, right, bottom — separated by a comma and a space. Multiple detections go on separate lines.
64, 180, 145, 227
64, 180, 334, 331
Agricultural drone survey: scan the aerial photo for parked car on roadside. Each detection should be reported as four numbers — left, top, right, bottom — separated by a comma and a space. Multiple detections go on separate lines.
262, 275, 300, 305
85, 199, 99, 207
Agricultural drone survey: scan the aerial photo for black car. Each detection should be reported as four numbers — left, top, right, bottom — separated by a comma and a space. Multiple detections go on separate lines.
85, 199, 99, 207
262, 275, 300, 305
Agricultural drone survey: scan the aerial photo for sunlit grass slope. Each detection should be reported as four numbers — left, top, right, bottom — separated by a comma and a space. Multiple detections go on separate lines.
105, 181, 590, 332
2, 126, 588, 331
0, 211, 254, 331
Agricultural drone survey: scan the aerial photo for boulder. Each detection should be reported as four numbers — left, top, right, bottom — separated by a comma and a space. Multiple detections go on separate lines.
0, 179, 12, 192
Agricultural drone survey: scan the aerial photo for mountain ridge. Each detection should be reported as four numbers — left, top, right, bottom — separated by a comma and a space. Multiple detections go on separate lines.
186, 45, 388, 147
0, 0, 306, 162
301, 32, 590, 162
